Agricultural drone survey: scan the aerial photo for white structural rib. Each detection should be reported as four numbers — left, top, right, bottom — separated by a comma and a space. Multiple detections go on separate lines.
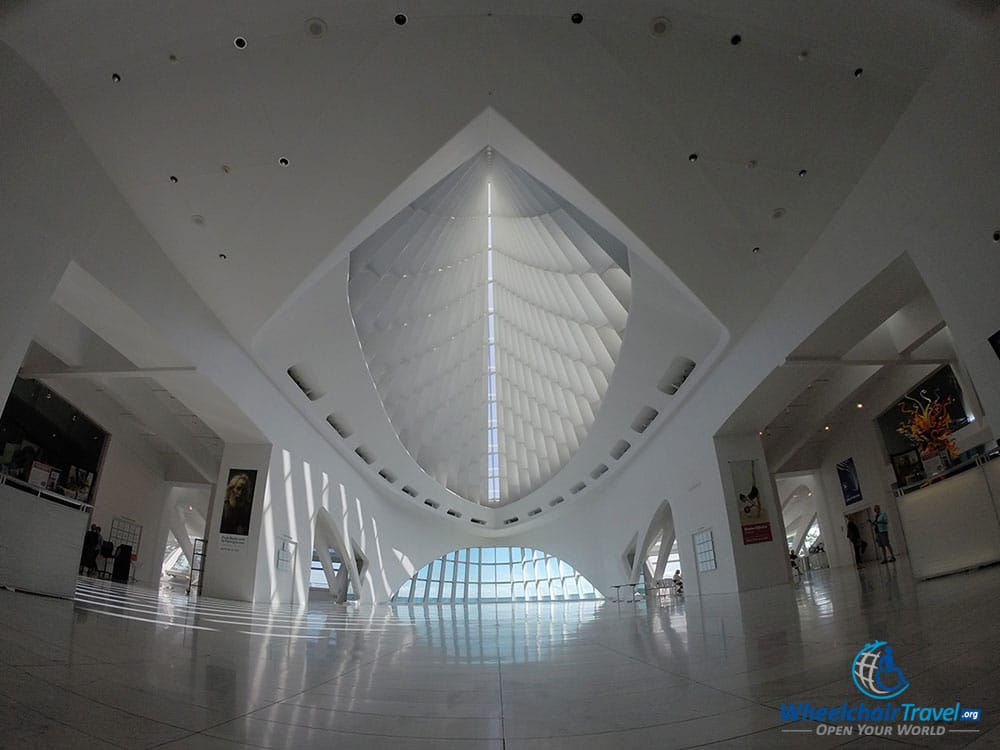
349, 149, 630, 506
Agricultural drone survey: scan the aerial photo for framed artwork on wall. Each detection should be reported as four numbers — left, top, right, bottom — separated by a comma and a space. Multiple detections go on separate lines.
837, 457, 863, 505
220, 468, 257, 536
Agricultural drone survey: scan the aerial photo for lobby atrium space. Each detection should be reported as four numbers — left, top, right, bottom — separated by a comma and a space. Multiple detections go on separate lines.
1, 1, 999, 748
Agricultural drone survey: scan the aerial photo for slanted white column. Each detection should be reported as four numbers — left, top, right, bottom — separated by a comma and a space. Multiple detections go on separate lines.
202, 444, 272, 601
714, 434, 791, 590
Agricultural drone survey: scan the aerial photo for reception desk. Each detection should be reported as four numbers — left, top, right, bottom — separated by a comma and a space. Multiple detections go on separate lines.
0, 476, 91, 598
896, 453, 1000, 580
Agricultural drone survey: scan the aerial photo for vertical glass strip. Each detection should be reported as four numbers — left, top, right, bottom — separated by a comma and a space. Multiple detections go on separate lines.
486, 179, 500, 502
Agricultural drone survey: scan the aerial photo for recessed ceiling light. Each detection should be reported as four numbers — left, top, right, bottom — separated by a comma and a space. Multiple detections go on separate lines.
688, 153, 698, 162
824, 425, 831, 431
169, 175, 178, 183
772, 207, 786, 220
746, 159, 757, 169
278, 156, 289, 166
798, 169, 808, 177
649, 17, 671, 37
394, 13, 407, 26
305, 17, 327, 37
797, 50, 809, 60
218, 253, 228, 260
168, 54, 178, 63
571, 12, 584, 24
807, 491, 813, 497
191, 214, 205, 225
111, 73, 121, 83
233, 36, 247, 50
857, 402, 864, 408
752, 246, 760, 254
221, 164, 231, 174
730, 34, 742, 46
854, 67, 864, 78
993, 230, 999, 243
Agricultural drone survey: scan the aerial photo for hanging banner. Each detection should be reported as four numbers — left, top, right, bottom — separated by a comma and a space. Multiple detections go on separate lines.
731, 459, 773, 545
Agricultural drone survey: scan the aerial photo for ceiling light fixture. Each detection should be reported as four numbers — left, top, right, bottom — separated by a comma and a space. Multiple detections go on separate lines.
824, 425, 831, 431
278, 156, 289, 166
571, 12, 584, 24
797, 50, 809, 60
218, 253, 228, 260
993, 230, 999, 243
649, 17, 671, 37
111, 73, 121, 83
798, 169, 808, 177
233, 36, 247, 49
191, 214, 205, 225
730, 34, 742, 45
305, 17, 327, 37
854, 67, 864, 78
688, 153, 698, 162
394, 13, 407, 26
752, 246, 760, 254
856, 402, 864, 409
168, 54, 178, 63
772, 207, 786, 220
169, 175, 178, 183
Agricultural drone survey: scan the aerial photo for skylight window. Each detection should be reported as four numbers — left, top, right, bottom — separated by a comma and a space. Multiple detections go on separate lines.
486, 179, 500, 502
349, 147, 630, 505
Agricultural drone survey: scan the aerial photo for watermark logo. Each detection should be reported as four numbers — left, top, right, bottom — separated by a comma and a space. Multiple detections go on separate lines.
852, 640, 909, 700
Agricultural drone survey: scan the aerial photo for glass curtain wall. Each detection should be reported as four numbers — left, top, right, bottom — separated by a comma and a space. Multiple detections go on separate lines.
394, 546, 601, 603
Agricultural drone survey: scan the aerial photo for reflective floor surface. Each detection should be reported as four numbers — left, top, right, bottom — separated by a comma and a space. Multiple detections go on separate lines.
1, 562, 999, 748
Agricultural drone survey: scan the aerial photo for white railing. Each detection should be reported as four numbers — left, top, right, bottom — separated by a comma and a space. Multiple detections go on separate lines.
0, 472, 93, 512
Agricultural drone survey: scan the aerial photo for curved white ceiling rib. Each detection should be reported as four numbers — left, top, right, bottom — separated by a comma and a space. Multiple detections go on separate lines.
349, 149, 631, 505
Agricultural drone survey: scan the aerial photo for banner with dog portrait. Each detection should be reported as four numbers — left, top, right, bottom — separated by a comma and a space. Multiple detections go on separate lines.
220, 468, 257, 536
731, 459, 773, 545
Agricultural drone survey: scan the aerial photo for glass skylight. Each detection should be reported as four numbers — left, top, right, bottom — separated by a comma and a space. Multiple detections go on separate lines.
349, 148, 630, 505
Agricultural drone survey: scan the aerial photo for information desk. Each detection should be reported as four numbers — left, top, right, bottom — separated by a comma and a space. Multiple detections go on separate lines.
895, 451, 1000, 580
0, 475, 91, 597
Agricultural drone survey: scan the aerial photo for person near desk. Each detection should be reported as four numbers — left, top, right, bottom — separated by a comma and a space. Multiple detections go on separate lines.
672, 569, 683, 595
80, 524, 99, 575
846, 519, 867, 567
871, 504, 896, 563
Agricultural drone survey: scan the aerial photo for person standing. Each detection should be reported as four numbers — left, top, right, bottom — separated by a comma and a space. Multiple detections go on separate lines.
871, 505, 896, 563
846, 519, 866, 567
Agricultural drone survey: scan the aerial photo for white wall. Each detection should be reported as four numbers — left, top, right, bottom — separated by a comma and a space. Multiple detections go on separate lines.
202, 444, 270, 601
90, 437, 169, 584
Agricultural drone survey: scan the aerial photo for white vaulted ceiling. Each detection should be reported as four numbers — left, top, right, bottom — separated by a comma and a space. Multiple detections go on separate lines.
349, 149, 630, 505
3, 1, 993, 530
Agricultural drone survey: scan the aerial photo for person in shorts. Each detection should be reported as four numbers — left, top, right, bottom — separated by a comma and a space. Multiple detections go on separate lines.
871, 505, 896, 563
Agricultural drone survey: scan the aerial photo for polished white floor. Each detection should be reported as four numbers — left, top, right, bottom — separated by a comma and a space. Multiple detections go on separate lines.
1, 562, 999, 748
